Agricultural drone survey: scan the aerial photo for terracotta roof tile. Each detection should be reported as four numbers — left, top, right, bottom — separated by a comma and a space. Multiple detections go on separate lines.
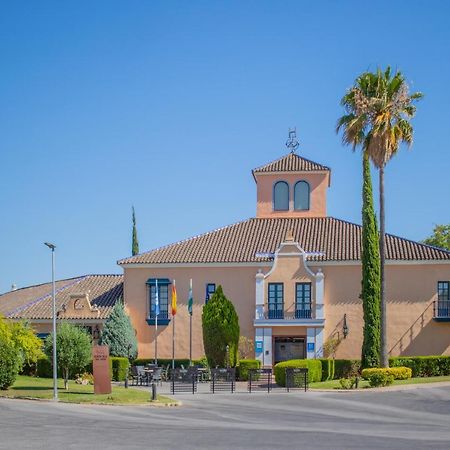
118, 217, 450, 265
3, 275, 123, 320
252, 152, 330, 174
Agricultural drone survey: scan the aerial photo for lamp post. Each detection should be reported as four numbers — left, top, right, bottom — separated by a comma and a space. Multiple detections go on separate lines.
44, 242, 58, 401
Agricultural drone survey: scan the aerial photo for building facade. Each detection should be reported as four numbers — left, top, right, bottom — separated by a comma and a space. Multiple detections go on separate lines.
119, 151, 450, 365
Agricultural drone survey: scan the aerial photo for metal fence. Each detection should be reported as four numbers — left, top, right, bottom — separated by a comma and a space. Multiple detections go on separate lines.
248, 368, 273, 393
285, 368, 308, 392
210, 368, 236, 393
170, 367, 198, 394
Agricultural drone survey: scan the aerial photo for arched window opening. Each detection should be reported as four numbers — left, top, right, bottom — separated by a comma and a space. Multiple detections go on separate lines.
273, 181, 289, 211
294, 181, 310, 211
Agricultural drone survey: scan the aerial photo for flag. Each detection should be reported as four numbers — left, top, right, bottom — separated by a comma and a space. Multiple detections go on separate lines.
171, 280, 177, 316
188, 279, 193, 316
154, 279, 160, 316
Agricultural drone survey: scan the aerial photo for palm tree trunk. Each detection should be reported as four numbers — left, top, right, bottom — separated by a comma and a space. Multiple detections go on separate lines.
379, 166, 388, 367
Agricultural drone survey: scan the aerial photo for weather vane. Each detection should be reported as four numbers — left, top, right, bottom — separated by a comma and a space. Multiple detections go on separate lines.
286, 127, 299, 153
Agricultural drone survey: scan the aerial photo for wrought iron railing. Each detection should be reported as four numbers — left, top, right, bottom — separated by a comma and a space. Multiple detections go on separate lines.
433, 300, 450, 319
264, 309, 313, 320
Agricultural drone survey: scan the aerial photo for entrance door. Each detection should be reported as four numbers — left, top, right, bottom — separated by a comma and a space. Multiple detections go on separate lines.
274, 337, 305, 363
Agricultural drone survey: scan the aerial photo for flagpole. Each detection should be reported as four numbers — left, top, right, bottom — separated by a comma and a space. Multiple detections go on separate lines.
154, 279, 158, 366
172, 280, 176, 372
189, 278, 193, 366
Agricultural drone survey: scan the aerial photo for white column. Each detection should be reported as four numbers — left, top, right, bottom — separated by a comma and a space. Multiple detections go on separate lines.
315, 268, 324, 320
315, 328, 324, 358
255, 328, 264, 365
255, 270, 265, 320
262, 328, 272, 367
306, 327, 316, 359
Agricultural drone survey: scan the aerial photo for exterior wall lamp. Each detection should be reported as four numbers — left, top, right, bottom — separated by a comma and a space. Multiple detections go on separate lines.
343, 314, 349, 339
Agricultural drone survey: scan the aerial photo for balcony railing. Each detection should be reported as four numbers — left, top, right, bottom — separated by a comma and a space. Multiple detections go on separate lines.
264, 309, 313, 320
433, 300, 450, 321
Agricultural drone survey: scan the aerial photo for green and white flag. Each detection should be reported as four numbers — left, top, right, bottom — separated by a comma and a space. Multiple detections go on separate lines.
188, 279, 193, 315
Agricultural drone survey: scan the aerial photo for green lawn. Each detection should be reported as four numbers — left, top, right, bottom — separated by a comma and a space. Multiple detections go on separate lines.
309, 375, 450, 390
0, 376, 176, 405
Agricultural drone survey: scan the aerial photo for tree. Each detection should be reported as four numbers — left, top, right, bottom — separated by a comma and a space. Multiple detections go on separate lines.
45, 322, 92, 389
0, 316, 21, 390
132, 206, 139, 256
0, 316, 43, 389
360, 153, 381, 368
100, 300, 137, 360
423, 224, 450, 251
202, 285, 240, 368
337, 67, 423, 367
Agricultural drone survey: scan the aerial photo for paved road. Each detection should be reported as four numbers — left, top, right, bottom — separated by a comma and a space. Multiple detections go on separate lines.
1, 385, 450, 450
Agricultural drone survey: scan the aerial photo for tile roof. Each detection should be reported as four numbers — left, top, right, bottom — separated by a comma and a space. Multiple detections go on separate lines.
118, 217, 450, 265
1, 275, 123, 320
252, 152, 330, 175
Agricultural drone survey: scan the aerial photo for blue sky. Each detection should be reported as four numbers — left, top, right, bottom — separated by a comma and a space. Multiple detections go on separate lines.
1, 1, 449, 293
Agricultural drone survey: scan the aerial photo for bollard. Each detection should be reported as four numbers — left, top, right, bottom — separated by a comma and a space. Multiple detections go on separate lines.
151, 382, 157, 401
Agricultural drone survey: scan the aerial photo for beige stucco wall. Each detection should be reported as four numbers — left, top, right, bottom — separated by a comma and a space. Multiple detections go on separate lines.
255, 172, 329, 218
123, 261, 450, 361
320, 263, 450, 359
123, 266, 262, 360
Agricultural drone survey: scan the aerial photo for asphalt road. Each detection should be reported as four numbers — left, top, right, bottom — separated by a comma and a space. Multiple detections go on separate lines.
1, 385, 450, 450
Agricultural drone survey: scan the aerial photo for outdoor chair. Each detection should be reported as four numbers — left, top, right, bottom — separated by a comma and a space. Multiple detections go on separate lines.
136, 365, 148, 386
150, 368, 163, 386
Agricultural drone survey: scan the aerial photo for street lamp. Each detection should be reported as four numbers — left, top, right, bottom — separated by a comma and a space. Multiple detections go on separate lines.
44, 242, 58, 401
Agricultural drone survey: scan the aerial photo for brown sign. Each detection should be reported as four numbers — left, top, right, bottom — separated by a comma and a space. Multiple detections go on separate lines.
93, 345, 112, 395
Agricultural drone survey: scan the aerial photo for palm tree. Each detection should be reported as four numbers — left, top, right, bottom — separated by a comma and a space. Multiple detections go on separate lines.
337, 67, 423, 367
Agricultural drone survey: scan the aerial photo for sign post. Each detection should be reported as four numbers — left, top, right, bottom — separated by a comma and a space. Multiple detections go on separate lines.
93, 345, 112, 395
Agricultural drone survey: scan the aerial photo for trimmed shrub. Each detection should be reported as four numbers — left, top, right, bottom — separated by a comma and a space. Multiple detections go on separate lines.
389, 356, 450, 377
192, 356, 209, 368
334, 359, 361, 378
361, 367, 412, 381
202, 286, 240, 368
133, 358, 190, 368
237, 359, 261, 381
318, 358, 335, 381
36, 356, 53, 378
274, 359, 322, 386
367, 371, 394, 387
109, 357, 129, 381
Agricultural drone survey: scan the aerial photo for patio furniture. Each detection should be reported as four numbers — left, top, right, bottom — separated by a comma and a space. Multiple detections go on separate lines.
149, 367, 163, 386
130, 365, 147, 386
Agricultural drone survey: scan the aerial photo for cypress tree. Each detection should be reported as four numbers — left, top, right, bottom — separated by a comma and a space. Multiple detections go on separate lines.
100, 300, 138, 360
202, 285, 240, 368
361, 152, 381, 368
132, 206, 139, 256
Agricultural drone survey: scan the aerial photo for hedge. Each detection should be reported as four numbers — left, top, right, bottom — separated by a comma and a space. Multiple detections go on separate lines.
133, 358, 190, 369
334, 359, 361, 378
367, 372, 394, 387
109, 357, 129, 381
318, 358, 335, 381
361, 367, 412, 380
389, 356, 450, 377
274, 359, 322, 386
237, 359, 261, 381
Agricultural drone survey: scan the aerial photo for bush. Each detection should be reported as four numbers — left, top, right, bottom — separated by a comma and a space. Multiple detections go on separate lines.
237, 359, 261, 381
192, 356, 209, 368
36, 356, 53, 378
334, 359, 361, 378
109, 357, 129, 381
318, 358, 335, 381
361, 367, 412, 381
133, 358, 190, 368
339, 378, 357, 389
274, 359, 322, 386
202, 286, 240, 368
0, 317, 22, 390
367, 371, 394, 387
389, 356, 450, 377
